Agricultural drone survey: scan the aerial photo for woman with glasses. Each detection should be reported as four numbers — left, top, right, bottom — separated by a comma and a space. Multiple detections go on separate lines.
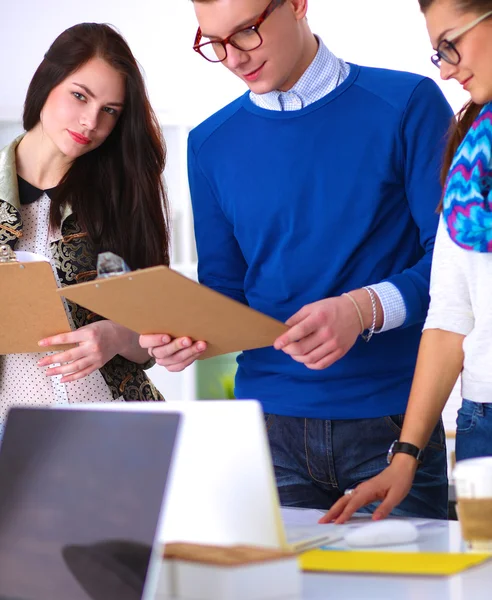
0, 23, 170, 436
320, 0, 492, 524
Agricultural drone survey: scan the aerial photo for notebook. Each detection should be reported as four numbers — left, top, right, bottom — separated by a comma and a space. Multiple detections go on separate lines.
0, 407, 181, 600
300, 549, 492, 576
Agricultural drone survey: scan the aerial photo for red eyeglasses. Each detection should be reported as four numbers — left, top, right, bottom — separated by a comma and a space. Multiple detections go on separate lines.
193, 0, 286, 63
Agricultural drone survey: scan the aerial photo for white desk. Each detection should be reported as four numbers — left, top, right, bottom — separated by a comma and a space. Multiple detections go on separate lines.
302, 570, 490, 600
158, 509, 492, 600
157, 508, 492, 600
283, 508, 492, 600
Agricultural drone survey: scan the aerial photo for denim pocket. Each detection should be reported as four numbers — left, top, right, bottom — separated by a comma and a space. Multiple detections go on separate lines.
456, 399, 479, 434
384, 413, 405, 436
428, 418, 446, 451
385, 413, 445, 451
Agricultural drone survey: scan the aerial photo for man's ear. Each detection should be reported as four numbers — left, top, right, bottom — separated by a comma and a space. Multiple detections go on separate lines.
289, 0, 309, 21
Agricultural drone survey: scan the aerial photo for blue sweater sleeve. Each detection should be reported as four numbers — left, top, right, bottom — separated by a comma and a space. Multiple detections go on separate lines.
188, 138, 248, 305
384, 77, 454, 327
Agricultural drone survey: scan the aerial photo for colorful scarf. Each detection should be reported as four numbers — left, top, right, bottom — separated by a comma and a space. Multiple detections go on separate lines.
443, 102, 492, 252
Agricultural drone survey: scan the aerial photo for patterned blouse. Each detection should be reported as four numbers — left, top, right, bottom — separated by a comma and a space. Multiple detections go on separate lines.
0, 186, 115, 429
0, 136, 163, 439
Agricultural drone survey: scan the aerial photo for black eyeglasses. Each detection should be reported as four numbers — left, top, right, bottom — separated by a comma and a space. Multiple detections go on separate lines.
431, 10, 492, 68
193, 0, 286, 63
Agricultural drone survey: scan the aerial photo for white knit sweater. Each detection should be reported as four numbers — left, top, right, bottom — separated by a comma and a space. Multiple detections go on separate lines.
424, 217, 492, 403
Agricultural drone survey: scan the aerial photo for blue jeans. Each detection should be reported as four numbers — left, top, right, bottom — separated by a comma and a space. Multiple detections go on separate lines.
456, 400, 492, 462
264, 413, 448, 519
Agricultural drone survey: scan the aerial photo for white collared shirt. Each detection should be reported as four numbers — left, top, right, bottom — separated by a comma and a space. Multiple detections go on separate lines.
250, 37, 350, 111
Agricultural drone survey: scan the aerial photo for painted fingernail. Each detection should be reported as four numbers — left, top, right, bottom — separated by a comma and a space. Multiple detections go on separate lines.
182, 339, 191, 348
162, 335, 170, 344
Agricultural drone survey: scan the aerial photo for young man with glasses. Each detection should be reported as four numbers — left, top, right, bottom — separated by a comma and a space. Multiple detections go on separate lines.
141, 0, 454, 518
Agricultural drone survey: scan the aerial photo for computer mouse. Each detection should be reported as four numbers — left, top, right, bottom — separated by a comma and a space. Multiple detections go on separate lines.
344, 519, 419, 548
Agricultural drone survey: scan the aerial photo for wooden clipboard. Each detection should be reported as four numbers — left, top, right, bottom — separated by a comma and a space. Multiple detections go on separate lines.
57, 266, 288, 359
1, 260, 72, 354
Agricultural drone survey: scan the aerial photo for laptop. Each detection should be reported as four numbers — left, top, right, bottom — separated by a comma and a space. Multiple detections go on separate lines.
0, 407, 181, 600
64, 400, 346, 553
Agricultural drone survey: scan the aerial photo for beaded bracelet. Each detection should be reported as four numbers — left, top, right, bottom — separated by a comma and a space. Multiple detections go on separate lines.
362, 286, 377, 342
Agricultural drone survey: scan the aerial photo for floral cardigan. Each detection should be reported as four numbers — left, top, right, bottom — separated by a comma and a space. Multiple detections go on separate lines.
0, 136, 163, 401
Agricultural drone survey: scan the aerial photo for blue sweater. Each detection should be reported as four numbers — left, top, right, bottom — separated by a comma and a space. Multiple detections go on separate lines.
188, 64, 453, 419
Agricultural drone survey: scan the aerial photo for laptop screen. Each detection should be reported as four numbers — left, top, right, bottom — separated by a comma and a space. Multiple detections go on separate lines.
0, 407, 180, 600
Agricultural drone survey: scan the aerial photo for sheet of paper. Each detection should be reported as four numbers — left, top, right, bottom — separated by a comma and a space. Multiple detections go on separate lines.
14, 251, 49, 263
282, 508, 368, 552
287, 525, 346, 552
281, 507, 325, 527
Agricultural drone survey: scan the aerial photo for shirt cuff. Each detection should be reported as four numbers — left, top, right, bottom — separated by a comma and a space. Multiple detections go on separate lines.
367, 282, 406, 333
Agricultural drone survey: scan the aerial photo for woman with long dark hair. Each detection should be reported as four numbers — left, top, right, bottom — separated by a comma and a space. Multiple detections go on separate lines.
0, 22, 171, 431
320, 0, 492, 523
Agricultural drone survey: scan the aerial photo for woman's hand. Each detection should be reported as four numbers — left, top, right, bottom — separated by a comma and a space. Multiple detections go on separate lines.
318, 455, 419, 524
37, 321, 142, 383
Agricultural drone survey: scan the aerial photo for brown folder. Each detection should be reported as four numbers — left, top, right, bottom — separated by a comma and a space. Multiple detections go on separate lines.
1, 261, 72, 354
57, 266, 288, 359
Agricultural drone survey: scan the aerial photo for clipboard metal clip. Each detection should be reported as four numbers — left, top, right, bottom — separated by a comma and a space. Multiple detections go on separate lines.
0, 244, 17, 263
96, 252, 131, 278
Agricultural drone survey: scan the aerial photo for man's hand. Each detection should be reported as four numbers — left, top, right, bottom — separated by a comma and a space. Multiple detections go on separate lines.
318, 456, 418, 524
139, 334, 207, 372
273, 295, 363, 369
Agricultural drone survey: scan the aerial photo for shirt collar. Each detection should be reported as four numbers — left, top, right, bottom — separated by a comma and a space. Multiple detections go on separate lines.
17, 175, 57, 205
250, 36, 350, 111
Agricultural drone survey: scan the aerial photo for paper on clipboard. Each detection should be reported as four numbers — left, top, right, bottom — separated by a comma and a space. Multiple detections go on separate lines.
0, 255, 72, 354
57, 265, 288, 359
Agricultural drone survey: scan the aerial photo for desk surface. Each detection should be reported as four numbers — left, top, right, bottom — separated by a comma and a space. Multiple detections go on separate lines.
158, 508, 492, 600
283, 507, 492, 600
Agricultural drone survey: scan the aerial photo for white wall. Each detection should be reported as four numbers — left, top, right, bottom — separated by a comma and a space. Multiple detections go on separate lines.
0, 1, 467, 417
2, 0, 469, 122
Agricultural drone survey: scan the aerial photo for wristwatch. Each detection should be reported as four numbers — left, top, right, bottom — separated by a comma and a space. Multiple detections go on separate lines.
387, 440, 424, 465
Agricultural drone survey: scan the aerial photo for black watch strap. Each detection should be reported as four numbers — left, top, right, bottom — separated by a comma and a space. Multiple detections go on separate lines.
387, 440, 424, 465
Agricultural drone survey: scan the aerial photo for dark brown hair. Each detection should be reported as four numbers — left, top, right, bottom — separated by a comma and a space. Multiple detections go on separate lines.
418, 1, 491, 194
24, 23, 170, 269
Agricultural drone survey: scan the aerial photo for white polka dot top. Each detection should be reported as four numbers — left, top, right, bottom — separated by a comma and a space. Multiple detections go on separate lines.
0, 192, 116, 429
